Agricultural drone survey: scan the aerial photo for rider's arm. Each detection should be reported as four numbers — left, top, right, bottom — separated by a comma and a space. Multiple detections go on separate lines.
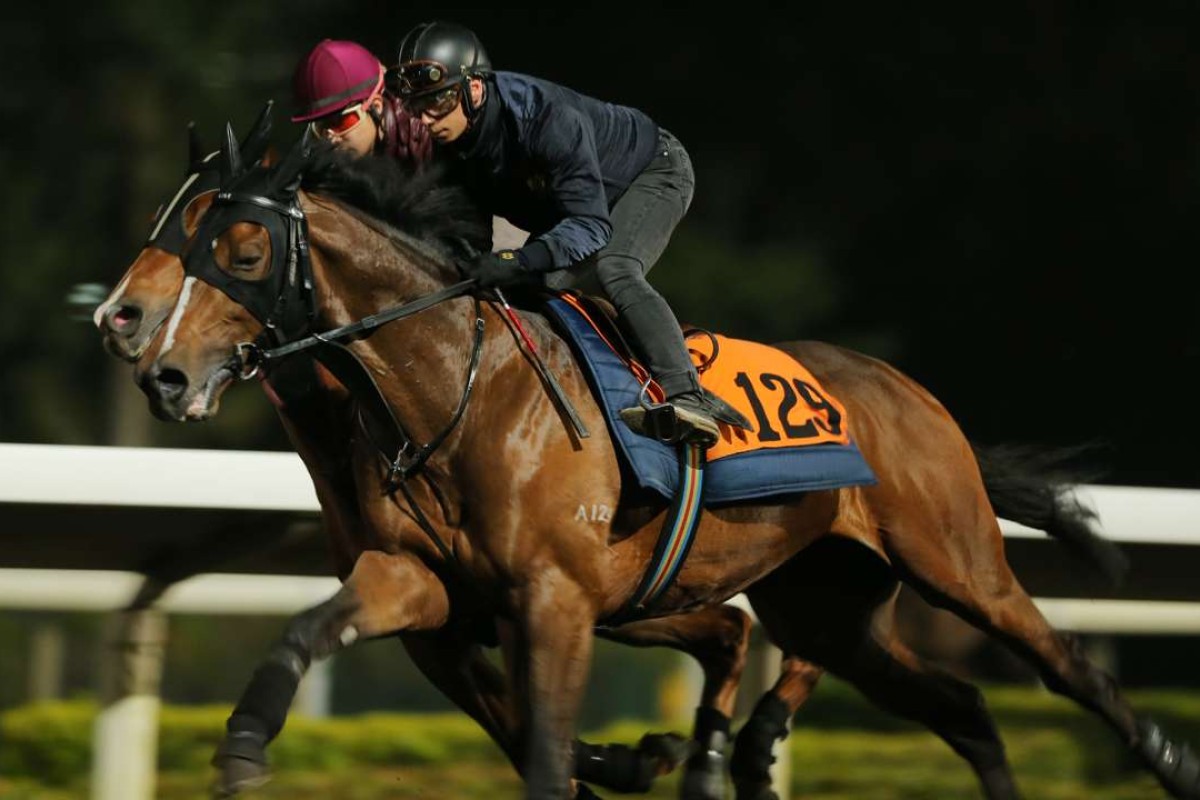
514, 105, 612, 273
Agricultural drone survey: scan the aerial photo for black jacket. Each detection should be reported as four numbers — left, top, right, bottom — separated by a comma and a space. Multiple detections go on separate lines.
440, 71, 660, 269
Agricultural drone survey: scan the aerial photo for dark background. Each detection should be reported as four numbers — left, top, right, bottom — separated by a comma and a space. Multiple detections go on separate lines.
0, 3, 1198, 714
3, 2, 1198, 487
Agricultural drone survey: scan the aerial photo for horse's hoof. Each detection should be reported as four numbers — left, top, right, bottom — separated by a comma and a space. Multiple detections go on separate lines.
211, 755, 272, 798
1138, 717, 1200, 799
680, 748, 727, 800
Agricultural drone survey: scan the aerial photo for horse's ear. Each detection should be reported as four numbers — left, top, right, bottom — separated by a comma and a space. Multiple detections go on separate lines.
188, 121, 204, 168
239, 100, 274, 166
220, 121, 243, 183
270, 128, 312, 196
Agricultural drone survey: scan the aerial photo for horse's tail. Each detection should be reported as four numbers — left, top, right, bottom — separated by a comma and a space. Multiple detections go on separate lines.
972, 441, 1130, 587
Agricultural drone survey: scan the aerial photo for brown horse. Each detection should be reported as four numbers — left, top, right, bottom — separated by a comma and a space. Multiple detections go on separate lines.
100, 120, 770, 799
132, 132, 1199, 800
96, 131, 1132, 800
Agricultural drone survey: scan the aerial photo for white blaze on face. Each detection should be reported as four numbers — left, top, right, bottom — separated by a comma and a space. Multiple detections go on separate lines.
158, 276, 198, 359
147, 171, 201, 243
94, 152, 217, 331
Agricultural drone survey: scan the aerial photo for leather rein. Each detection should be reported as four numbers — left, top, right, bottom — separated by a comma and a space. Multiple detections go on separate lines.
211, 186, 483, 566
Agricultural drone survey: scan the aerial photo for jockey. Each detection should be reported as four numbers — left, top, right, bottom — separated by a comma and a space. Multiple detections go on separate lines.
290, 38, 528, 249
291, 38, 432, 163
389, 20, 750, 447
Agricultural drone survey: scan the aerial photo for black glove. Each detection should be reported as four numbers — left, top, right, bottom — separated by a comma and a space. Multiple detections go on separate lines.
463, 247, 556, 291
463, 249, 535, 289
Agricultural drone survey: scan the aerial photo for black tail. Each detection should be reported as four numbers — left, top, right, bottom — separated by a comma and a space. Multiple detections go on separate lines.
972, 441, 1130, 587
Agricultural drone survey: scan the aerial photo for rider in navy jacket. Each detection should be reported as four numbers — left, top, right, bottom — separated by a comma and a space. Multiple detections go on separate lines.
441, 70, 659, 269
391, 20, 749, 446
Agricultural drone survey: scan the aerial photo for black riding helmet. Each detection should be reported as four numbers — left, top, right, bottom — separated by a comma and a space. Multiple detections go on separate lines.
389, 21, 491, 120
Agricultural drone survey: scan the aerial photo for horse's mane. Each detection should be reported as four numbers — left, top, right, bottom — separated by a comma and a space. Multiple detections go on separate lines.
299, 142, 491, 276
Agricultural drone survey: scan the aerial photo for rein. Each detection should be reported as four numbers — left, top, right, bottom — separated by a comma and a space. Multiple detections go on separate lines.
245, 279, 477, 365
196, 180, 485, 571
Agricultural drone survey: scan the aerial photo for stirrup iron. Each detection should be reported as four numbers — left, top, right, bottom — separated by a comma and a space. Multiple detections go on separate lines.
620, 379, 718, 447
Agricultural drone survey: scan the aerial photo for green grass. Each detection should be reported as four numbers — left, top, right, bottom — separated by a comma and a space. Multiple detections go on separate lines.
0, 732, 1166, 800
2, 682, 1196, 798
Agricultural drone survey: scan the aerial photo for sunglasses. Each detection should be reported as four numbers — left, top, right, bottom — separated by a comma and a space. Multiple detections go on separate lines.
309, 102, 369, 138
404, 85, 462, 120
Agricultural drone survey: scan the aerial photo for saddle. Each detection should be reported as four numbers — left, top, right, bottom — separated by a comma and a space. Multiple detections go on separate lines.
539, 290, 877, 504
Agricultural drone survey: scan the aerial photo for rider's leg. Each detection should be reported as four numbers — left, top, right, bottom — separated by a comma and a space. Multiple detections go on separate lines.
549, 129, 747, 444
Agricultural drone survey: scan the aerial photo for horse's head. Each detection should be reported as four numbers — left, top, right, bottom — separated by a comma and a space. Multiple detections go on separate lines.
96, 104, 275, 361
136, 127, 313, 421
136, 122, 493, 422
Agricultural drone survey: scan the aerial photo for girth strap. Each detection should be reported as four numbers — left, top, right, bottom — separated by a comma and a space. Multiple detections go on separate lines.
600, 442, 707, 628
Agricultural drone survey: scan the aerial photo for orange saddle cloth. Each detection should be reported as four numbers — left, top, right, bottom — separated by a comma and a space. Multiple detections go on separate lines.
687, 332, 851, 461
543, 294, 877, 504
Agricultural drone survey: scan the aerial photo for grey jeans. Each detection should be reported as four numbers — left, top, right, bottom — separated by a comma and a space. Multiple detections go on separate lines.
544, 129, 700, 398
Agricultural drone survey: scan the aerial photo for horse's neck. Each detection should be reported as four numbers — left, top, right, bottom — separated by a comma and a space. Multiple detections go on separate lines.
304, 197, 503, 455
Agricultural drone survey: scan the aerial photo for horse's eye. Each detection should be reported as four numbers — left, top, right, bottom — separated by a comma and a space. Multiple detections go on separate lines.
234, 253, 262, 269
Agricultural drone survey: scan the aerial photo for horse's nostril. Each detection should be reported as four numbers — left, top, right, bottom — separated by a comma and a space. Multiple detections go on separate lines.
105, 303, 143, 333
153, 367, 188, 403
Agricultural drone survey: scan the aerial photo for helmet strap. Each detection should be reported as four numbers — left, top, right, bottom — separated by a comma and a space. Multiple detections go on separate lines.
462, 76, 483, 124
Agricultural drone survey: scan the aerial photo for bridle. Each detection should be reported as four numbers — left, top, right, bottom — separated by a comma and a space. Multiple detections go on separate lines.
182, 136, 486, 566
201, 182, 485, 483
152, 102, 276, 259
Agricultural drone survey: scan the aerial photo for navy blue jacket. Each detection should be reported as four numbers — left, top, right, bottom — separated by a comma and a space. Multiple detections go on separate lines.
440, 71, 660, 269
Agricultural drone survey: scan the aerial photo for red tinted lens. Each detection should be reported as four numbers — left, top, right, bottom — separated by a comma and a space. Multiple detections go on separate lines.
408, 86, 460, 119
313, 105, 364, 136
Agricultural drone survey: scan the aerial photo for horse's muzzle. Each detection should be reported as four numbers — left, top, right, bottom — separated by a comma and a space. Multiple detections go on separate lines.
98, 301, 147, 361
137, 363, 191, 421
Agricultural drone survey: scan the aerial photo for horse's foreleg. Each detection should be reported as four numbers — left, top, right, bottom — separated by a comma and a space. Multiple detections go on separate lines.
515, 575, 597, 800
212, 550, 450, 797
602, 604, 753, 800
730, 655, 823, 800
411, 617, 702, 796
400, 629, 523, 765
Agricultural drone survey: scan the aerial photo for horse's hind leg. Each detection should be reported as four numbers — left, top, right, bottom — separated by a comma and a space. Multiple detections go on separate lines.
746, 538, 1019, 800
212, 550, 450, 797
906, 557, 1200, 799
775, 620, 1019, 799
729, 655, 824, 800
600, 603, 753, 800
840, 632, 1020, 800
883, 484, 1200, 800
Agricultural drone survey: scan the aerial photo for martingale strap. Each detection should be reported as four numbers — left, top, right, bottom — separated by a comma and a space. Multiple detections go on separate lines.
600, 443, 707, 628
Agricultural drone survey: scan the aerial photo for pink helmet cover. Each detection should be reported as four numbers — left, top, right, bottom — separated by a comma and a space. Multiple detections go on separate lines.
291, 39, 384, 123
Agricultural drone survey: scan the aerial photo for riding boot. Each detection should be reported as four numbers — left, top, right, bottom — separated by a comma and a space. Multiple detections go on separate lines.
612, 290, 751, 446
